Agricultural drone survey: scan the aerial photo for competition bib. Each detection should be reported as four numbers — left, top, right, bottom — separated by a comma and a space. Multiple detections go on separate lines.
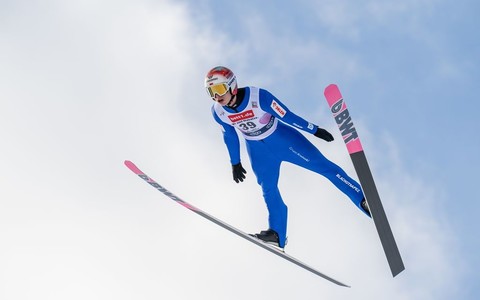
214, 87, 278, 140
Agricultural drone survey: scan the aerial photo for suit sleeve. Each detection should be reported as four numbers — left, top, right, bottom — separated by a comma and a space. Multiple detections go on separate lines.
258, 88, 318, 134
212, 107, 241, 165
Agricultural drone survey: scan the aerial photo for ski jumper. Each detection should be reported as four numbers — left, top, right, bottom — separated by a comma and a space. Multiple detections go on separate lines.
212, 87, 364, 247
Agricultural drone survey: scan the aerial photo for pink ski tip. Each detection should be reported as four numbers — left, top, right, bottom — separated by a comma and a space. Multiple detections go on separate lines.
124, 160, 143, 175
324, 83, 338, 90
324, 84, 342, 107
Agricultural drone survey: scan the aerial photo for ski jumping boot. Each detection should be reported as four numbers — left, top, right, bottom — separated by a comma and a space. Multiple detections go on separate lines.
361, 198, 371, 217
250, 229, 284, 251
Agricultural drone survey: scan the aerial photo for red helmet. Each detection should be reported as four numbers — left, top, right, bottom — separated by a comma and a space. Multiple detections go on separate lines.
204, 66, 238, 99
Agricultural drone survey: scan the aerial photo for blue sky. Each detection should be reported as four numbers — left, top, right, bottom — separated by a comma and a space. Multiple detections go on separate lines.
1, 0, 479, 299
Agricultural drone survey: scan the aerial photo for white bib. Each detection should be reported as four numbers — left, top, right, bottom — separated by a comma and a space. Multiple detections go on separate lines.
214, 87, 278, 140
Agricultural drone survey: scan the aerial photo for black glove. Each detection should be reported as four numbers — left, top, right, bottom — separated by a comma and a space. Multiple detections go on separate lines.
314, 128, 334, 142
232, 163, 247, 183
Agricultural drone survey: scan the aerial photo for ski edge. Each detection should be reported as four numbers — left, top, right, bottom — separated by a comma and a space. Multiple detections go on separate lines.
124, 160, 350, 287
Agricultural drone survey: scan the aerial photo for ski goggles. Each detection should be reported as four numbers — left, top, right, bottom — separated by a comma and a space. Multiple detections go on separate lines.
206, 83, 229, 98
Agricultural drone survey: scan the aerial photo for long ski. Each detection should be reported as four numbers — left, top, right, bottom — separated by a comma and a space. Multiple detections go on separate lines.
124, 160, 349, 287
324, 84, 405, 277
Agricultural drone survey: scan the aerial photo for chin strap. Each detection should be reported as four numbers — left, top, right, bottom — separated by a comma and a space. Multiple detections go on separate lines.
226, 90, 238, 109
227, 87, 246, 108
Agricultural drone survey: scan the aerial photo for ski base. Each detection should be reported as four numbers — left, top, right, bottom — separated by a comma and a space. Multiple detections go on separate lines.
324, 84, 405, 277
350, 151, 405, 276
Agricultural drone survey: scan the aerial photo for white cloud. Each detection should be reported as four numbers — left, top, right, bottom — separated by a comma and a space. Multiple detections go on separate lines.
0, 0, 464, 299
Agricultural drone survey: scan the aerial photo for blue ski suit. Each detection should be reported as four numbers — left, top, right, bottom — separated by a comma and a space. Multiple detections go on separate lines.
212, 87, 364, 247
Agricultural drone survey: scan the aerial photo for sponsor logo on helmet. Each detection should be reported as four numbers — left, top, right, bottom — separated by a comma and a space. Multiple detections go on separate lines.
206, 77, 219, 85
271, 100, 286, 118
